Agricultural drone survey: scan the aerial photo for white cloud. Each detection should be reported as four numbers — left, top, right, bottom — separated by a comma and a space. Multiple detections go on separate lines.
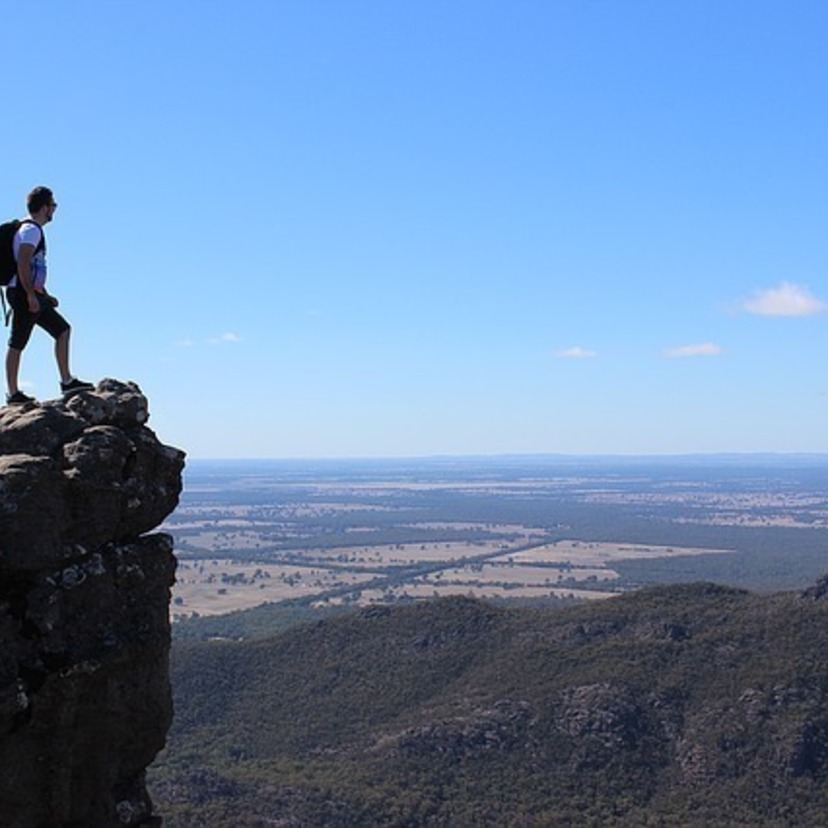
554, 346, 597, 359
176, 332, 242, 347
663, 343, 724, 358
743, 282, 826, 317
209, 332, 242, 344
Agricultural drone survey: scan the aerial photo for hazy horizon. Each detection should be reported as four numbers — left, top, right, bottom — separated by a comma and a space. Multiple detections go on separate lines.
183, 452, 828, 467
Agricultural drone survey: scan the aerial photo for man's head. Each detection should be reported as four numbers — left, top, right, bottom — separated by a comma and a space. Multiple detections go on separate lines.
27, 186, 57, 224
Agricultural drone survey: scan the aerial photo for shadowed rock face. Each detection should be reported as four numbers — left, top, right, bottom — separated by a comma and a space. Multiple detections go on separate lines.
0, 379, 184, 827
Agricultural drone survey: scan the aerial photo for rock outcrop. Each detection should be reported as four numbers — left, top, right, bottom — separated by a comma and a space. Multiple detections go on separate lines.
0, 379, 184, 827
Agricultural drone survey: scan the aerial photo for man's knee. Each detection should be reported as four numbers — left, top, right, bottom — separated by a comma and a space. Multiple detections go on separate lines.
50, 320, 71, 344
8, 328, 31, 350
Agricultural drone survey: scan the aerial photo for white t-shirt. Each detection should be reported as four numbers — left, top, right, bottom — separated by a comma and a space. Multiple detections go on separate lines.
11, 222, 47, 291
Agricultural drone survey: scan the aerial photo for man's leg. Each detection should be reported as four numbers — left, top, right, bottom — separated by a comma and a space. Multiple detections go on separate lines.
49, 321, 92, 395
6, 289, 34, 398
40, 307, 83, 389
6, 347, 22, 395
55, 329, 71, 384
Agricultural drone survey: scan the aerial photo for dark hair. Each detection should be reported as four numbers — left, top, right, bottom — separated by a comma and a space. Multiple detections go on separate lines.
27, 186, 54, 214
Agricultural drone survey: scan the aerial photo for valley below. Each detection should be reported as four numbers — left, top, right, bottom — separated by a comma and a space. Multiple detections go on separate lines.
150, 456, 828, 825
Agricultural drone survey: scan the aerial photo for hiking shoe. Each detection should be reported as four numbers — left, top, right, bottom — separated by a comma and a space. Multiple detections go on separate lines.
60, 378, 94, 396
6, 390, 36, 405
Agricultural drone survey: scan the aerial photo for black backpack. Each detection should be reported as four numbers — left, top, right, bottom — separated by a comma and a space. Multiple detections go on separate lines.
0, 219, 44, 285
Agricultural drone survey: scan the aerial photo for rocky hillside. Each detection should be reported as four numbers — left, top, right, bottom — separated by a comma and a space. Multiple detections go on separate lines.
153, 580, 828, 825
0, 380, 184, 827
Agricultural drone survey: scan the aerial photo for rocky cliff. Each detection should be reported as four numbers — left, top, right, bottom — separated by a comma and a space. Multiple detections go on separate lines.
0, 379, 184, 827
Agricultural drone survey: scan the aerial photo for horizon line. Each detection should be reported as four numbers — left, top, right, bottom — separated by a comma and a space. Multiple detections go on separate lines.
184, 451, 828, 463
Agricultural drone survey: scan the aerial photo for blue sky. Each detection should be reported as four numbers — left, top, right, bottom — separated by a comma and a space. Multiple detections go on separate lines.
5, 0, 828, 458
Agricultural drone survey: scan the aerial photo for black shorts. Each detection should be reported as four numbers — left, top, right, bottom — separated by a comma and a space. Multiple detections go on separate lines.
6, 287, 70, 351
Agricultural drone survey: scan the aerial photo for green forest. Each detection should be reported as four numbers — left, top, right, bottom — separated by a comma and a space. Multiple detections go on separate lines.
150, 579, 828, 825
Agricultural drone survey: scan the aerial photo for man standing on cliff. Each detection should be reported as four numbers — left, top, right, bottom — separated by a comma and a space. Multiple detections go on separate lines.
5, 186, 93, 404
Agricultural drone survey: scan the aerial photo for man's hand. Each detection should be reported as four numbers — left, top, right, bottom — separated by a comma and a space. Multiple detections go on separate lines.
26, 292, 40, 314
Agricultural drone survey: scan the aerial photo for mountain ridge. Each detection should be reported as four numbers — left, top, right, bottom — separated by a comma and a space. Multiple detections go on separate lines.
152, 579, 828, 825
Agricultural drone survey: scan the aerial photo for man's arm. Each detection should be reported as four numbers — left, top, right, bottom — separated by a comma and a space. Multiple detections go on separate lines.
15, 245, 41, 314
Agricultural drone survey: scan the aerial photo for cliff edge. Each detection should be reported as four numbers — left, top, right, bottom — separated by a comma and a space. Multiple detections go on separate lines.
0, 379, 185, 827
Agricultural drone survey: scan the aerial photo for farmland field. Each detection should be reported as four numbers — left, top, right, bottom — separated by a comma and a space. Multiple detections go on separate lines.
163, 456, 828, 621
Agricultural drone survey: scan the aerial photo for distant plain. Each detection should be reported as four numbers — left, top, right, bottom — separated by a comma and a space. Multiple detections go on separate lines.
163, 456, 828, 621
